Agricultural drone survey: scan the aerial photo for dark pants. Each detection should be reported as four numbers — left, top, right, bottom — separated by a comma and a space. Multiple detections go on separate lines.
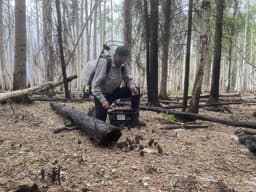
94, 87, 140, 121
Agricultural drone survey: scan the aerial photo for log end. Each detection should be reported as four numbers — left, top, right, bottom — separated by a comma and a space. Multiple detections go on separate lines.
100, 129, 122, 146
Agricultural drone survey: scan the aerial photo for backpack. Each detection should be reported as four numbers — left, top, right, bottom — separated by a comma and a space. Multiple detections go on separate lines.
81, 56, 112, 88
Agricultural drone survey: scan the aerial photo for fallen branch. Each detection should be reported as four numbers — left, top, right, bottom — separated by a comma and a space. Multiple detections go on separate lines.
140, 105, 256, 129
50, 102, 122, 145
0, 75, 77, 102
46, 75, 77, 90
53, 126, 79, 134
159, 123, 209, 130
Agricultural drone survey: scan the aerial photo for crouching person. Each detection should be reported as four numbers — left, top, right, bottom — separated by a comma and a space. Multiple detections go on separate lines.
91, 46, 142, 124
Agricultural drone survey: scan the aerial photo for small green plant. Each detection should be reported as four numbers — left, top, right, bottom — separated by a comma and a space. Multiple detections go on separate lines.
161, 112, 176, 122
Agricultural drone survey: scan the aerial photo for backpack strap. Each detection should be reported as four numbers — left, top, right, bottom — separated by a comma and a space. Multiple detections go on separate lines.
106, 57, 112, 75
121, 65, 125, 75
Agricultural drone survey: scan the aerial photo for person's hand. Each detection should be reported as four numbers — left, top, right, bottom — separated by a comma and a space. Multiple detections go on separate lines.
102, 100, 110, 109
130, 85, 138, 96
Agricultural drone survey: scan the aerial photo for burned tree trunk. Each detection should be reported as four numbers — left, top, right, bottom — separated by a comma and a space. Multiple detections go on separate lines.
50, 102, 122, 145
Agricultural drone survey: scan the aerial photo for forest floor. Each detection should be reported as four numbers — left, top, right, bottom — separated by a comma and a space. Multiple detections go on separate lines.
0, 97, 256, 192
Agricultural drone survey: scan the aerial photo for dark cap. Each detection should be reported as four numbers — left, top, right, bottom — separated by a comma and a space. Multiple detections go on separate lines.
115, 46, 129, 57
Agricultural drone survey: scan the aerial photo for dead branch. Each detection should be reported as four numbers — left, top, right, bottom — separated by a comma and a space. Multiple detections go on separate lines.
159, 123, 209, 130
140, 105, 256, 129
53, 126, 79, 134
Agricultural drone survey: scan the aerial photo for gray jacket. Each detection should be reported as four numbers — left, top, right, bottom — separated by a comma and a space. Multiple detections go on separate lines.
91, 57, 136, 103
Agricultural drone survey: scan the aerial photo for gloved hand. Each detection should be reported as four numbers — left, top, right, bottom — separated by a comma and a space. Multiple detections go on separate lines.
130, 85, 139, 96
102, 100, 110, 109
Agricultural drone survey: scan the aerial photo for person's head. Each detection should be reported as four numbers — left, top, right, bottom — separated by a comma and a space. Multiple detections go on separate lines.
113, 46, 129, 66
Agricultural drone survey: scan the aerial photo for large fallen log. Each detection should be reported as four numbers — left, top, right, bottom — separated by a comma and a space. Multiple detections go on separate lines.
0, 75, 77, 102
235, 130, 256, 154
140, 105, 256, 129
50, 102, 122, 145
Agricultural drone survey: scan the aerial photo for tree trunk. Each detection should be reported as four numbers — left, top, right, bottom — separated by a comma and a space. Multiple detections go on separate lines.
208, 0, 225, 104
50, 102, 122, 145
99, 2, 103, 48
35, 0, 43, 83
13, 0, 27, 91
55, 0, 70, 99
0, 0, 2, 88
93, 5, 98, 59
226, 0, 238, 92
5, 1, 13, 90
72, 0, 79, 90
123, 0, 133, 68
110, 0, 113, 43
148, 0, 160, 106
0, 0, 7, 90
143, 0, 150, 101
182, 0, 193, 111
43, 0, 54, 93
189, 0, 210, 114
241, 0, 249, 92
159, 0, 172, 99
85, 0, 93, 62
102, 0, 106, 45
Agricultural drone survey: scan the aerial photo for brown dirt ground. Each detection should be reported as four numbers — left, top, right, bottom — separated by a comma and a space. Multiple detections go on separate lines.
0, 100, 256, 192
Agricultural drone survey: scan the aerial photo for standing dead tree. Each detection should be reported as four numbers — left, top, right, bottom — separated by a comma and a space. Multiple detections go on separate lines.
56, 0, 70, 99
182, 0, 193, 111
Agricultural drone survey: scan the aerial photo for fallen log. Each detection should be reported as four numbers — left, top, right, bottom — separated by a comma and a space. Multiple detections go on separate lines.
140, 105, 256, 129
171, 92, 241, 99
235, 130, 256, 154
0, 82, 52, 102
50, 102, 122, 145
0, 75, 77, 102
117, 100, 242, 110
